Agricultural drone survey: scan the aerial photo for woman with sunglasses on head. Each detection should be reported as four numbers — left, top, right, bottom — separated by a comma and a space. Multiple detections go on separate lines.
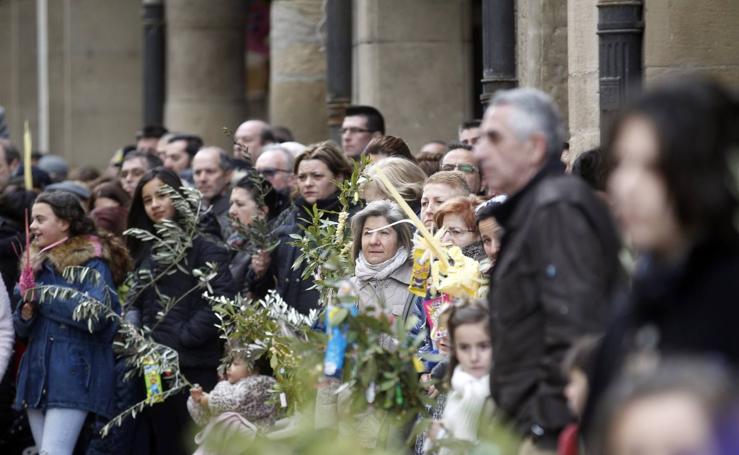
14, 190, 130, 455
126, 167, 237, 455
439, 144, 483, 196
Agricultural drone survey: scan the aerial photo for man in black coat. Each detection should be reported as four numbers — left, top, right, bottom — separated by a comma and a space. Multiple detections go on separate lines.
474, 88, 623, 454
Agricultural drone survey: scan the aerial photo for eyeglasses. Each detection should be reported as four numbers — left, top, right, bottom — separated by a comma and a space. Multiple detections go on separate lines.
441, 163, 479, 174
442, 227, 475, 237
257, 167, 291, 178
341, 127, 373, 135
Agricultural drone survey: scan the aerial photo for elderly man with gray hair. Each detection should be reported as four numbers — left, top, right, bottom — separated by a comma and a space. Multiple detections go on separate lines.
474, 88, 623, 455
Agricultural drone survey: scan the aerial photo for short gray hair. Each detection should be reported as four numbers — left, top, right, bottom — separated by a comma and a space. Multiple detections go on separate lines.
261, 144, 295, 171
350, 200, 413, 260
490, 88, 566, 160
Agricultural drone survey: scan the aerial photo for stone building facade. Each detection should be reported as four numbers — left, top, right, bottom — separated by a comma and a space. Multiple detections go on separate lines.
0, 0, 736, 169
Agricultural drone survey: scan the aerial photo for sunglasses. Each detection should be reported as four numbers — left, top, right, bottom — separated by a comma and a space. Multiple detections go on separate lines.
441, 163, 478, 174
257, 167, 291, 178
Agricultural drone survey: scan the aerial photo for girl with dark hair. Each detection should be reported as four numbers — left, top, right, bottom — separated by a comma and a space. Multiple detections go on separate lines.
584, 76, 739, 443
426, 301, 493, 453
272, 141, 353, 314
125, 167, 236, 455
13, 190, 130, 454
227, 173, 281, 299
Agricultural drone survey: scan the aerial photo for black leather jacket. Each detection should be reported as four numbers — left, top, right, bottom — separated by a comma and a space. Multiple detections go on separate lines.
487, 160, 623, 444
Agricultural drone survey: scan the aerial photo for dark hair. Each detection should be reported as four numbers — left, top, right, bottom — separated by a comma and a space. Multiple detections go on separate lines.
416, 150, 445, 177
459, 119, 481, 132
123, 149, 163, 170
120, 145, 137, 160
137, 125, 169, 140
446, 142, 473, 152
91, 181, 131, 208
572, 148, 605, 191
446, 300, 490, 380
35, 191, 96, 237
0, 139, 20, 165
294, 141, 353, 180
127, 167, 184, 260
606, 76, 739, 247
260, 127, 275, 145
345, 105, 385, 135
168, 134, 204, 158
233, 172, 280, 220
271, 126, 294, 143
475, 195, 507, 224
73, 165, 101, 183
363, 135, 416, 163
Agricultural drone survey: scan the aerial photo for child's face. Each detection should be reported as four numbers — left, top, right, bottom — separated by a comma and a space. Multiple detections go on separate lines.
564, 368, 589, 417
227, 359, 250, 383
453, 321, 492, 379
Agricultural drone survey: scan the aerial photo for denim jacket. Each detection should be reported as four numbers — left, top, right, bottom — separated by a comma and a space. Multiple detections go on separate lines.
13, 235, 122, 417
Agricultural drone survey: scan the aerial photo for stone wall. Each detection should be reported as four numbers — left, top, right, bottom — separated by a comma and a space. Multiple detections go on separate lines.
567, 0, 600, 155
269, 0, 328, 145
352, 0, 473, 151
517, 0, 569, 128
0, 0, 142, 169
644, 0, 739, 88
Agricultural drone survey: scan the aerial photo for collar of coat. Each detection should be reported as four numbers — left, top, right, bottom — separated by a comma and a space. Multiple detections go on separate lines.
21, 234, 129, 285
490, 158, 565, 229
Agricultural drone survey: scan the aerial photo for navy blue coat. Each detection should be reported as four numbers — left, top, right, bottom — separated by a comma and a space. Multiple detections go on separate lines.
13, 235, 121, 418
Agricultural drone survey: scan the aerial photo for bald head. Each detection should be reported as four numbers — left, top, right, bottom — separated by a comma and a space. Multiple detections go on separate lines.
255, 145, 295, 192
234, 120, 273, 163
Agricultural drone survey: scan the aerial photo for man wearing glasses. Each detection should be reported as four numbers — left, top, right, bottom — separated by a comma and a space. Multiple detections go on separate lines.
341, 105, 385, 160
255, 144, 295, 193
440, 144, 482, 195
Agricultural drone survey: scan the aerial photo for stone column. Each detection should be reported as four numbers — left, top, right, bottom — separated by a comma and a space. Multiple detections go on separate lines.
353, 0, 472, 152
644, 0, 739, 87
142, 0, 166, 127
325, 0, 352, 144
517, 0, 569, 127
269, 0, 327, 144
164, 0, 245, 149
480, 0, 517, 107
567, 0, 600, 155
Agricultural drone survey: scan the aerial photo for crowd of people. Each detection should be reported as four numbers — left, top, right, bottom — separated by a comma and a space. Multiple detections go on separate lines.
0, 75, 737, 455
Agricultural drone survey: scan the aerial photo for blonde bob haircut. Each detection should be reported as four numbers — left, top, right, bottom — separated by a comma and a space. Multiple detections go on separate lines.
361, 157, 427, 204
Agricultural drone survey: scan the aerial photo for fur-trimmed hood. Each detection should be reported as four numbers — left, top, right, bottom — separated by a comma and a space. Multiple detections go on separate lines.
21, 234, 131, 286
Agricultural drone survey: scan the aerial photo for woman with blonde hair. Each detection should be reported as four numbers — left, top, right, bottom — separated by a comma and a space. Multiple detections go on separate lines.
361, 157, 427, 213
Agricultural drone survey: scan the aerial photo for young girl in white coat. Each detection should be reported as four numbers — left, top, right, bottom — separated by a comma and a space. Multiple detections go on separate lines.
427, 301, 493, 453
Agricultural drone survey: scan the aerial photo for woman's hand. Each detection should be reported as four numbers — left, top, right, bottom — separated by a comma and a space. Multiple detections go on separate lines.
251, 250, 271, 279
20, 302, 35, 321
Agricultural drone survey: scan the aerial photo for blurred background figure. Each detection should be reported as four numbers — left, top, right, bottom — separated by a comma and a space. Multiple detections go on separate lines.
594, 358, 739, 455
585, 76, 739, 444
135, 125, 169, 154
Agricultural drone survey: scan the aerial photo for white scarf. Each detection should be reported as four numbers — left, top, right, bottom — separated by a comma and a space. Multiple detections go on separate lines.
354, 247, 409, 281
440, 366, 491, 445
